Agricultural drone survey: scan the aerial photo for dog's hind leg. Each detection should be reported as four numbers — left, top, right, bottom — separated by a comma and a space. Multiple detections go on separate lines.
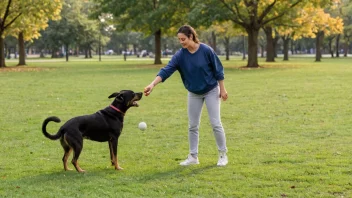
71, 143, 85, 173
61, 136, 73, 171
64, 132, 85, 173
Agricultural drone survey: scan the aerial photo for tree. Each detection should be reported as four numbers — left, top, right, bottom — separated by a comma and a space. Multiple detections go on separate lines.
210, 21, 245, 60
275, 6, 316, 61
3, 35, 17, 59
340, 0, 352, 56
40, 0, 104, 61
190, 0, 306, 67
190, 0, 343, 67
93, 0, 190, 64
0, 0, 62, 67
273, 1, 344, 61
0, 0, 23, 67
297, 5, 344, 61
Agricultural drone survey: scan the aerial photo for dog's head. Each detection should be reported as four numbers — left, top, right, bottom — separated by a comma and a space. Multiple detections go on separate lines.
108, 90, 143, 112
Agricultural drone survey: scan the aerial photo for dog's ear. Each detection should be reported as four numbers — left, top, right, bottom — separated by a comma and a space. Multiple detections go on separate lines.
108, 92, 124, 103
108, 92, 120, 99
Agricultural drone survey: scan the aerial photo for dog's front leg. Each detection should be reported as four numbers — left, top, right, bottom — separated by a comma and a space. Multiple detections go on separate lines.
108, 141, 115, 166
109, 139, 123, 170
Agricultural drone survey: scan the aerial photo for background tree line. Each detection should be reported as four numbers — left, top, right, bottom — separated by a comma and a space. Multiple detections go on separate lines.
1, 0, 351, 68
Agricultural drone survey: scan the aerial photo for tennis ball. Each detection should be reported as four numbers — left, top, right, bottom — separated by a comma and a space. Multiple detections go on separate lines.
138, 122, 147, 131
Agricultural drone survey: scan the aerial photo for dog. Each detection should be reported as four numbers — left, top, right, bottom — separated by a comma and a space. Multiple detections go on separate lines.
42, 90, 143, 173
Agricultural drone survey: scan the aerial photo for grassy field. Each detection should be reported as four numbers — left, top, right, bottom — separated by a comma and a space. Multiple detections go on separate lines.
0, 55, 352, 197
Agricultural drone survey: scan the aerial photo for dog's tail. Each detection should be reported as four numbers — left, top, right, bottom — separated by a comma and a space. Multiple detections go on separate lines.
42, 116, 62, 140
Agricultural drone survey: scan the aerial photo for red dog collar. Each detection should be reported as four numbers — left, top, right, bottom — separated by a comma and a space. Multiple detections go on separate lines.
109, 105, 125, 116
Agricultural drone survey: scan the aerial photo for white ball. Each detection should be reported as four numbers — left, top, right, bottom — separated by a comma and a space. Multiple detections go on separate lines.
138, 122, 147, 131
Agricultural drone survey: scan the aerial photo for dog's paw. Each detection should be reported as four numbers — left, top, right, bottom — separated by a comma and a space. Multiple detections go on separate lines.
116, 166, 123, 170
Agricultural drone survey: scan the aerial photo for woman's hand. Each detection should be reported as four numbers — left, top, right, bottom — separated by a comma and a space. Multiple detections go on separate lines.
144, 76, 162, 96
220, 88, 228, 101
144, 83, 154, 96
218, 80, 228, 101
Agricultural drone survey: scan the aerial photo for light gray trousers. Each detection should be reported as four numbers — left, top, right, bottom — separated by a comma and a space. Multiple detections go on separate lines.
187, 86, 227, 157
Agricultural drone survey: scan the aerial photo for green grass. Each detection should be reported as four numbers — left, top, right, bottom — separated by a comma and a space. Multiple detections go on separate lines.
1, 55, 352, 197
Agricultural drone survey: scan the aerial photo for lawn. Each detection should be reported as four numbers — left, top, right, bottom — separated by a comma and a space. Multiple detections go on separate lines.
0, 55, 351, 197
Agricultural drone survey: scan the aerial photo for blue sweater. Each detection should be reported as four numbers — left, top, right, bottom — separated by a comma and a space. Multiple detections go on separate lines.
157, 43, 224, 95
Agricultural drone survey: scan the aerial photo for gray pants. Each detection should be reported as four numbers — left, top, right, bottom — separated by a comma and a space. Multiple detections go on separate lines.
188, 86, 227, 157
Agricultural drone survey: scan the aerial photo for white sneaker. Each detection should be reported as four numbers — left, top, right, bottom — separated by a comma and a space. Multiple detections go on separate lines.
217, 152, 228, 166
180, 154, 199, 166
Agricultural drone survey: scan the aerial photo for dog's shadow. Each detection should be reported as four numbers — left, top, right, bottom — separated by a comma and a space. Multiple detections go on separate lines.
6, 164, 218, 192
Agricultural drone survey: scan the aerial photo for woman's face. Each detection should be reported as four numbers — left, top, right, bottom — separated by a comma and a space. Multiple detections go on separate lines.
177, 33, 192, 48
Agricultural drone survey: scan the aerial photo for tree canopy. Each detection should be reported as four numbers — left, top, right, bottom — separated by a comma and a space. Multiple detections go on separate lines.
188, 0, 343, 67
92, 0, 191, 64
0, 0, 62, 67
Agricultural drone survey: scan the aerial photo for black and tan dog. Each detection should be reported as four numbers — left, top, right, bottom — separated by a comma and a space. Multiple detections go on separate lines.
42, 90, 142, 173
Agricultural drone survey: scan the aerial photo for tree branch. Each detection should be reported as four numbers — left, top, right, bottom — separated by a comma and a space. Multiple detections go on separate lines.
3, 13, 22, 30
261, 0, 303, 26
218, 0, 246, 27
258, 0, 277, 24
244, 0, 259, 28
233, 1, 246, 24
1, 0, 12, 31
1, 0, 22, 32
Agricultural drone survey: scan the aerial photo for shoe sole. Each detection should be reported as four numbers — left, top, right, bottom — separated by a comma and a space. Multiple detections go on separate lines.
180, 162, 200, 166
217, 161, 228, 166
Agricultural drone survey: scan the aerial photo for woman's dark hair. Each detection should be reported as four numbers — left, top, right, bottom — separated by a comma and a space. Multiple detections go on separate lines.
177, 25, 200, 43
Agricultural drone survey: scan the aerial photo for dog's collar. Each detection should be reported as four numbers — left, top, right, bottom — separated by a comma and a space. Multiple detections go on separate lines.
109, 105, 125, 116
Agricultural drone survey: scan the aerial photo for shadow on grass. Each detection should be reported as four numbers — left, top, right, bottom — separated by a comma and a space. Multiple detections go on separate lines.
135, 164, 219, 184
4, 164, 219, 188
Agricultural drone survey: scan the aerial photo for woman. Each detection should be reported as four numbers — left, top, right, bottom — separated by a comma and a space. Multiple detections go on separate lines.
144, 25, 228, 166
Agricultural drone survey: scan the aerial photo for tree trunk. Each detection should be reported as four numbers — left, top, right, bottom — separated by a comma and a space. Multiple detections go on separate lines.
65, 44, 69, 62
212, 31, 217, 53
164, 43, 168, 57
335, 34, 340, 58
246, 28, 259, 67
344, 40, 349, 57
99, 34, 101, 61
264, 26, 275, 62
242, 35, 246, 60
315, 31, 324, 62
40, 50, 45, 58
282, 36, 290, 61
85, 48, 88, 58
273, 35, 280, 58
260, 45, 264, 57
18, 32, 26, 66
6, 44, 10, 59
133, 44, 137, 56
290, 39, 294, 55
224, 37, 230, 60
89, 45, 92, 58
328, 38, 334, 58
0, 36, 6, 67
154, 29, 162, 64
14, 45, 17, 58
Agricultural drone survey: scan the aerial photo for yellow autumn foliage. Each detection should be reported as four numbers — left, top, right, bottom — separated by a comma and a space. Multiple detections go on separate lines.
2, 0, 62, 41
276, 2, 344, 40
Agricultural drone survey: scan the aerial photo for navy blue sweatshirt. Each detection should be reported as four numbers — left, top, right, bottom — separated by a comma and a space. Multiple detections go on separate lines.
157, 43, 224, 95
